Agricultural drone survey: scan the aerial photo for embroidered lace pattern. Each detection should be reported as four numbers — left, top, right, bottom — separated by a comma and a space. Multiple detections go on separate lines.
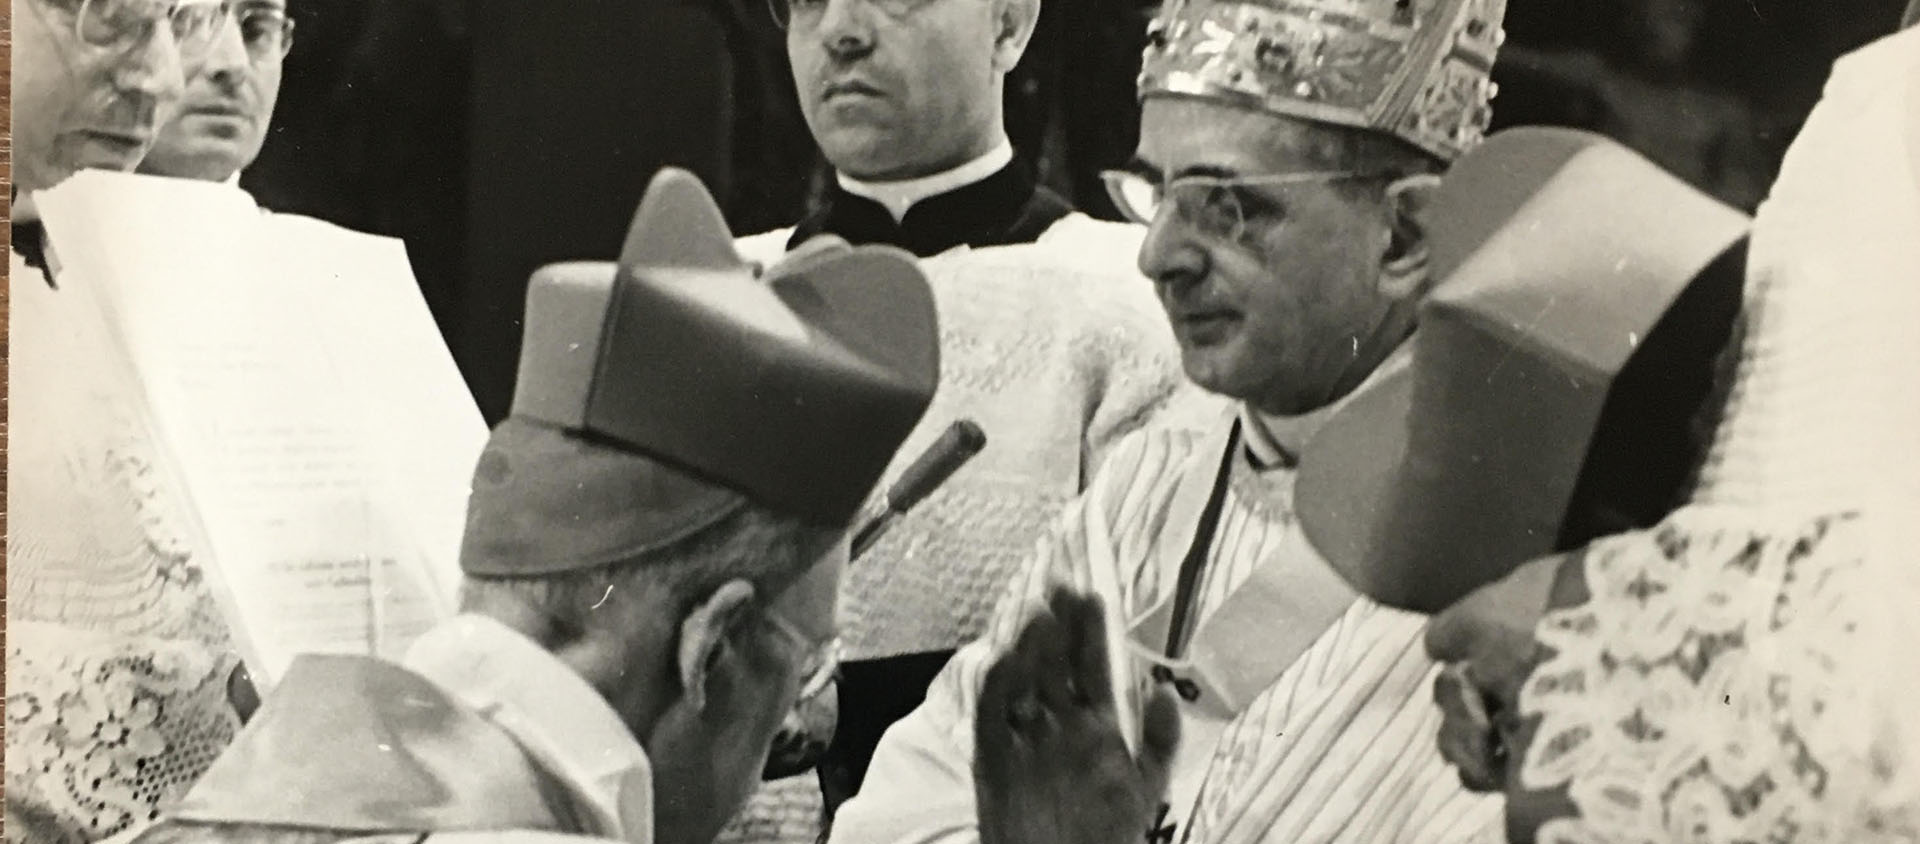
7, 627, 243, 844
1519, 508, 1919, 844
8, 260, 246, 843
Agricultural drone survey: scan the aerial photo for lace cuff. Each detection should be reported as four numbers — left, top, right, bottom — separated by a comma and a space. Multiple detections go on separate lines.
1517, 507, 1919, 844
6, 624, 244, 844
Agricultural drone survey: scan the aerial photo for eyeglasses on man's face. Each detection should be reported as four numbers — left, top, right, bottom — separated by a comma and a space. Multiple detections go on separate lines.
1101, 169, 1376, 245
761, 606, 841, 704
766, 0, 945, 31
235, 3, 295, 59
47, 0, 232, 65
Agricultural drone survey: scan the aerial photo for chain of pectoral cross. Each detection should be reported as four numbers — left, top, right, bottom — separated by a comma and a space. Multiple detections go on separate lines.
1144, 425, 1237, 844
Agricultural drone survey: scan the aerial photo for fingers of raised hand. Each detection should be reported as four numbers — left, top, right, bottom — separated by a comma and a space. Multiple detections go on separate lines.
1135, 685, 1182, 802
1432, 663, 1506, 792
983, 591, 1136, 777
982, 641, 1039, 736
976, 653, 1049, 844
979, 615, 1168, 844
978, 648, 1037, 789
1014, 610, 1081, 714
1048, 586, 1115, 710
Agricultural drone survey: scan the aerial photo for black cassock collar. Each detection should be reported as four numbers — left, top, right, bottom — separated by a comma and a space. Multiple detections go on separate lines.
787, 162, 1073, 258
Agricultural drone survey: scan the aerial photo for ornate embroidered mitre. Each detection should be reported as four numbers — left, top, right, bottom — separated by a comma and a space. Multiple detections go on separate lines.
1140, 0, 1508, 161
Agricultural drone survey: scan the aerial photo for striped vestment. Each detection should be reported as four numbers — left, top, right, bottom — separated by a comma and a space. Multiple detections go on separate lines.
831, 408, 1503, 844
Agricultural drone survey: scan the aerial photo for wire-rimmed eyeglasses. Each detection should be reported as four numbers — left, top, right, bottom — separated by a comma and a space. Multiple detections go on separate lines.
1100, 168, 1377, 244
49, 0, 233, 65
235, 3, 295, 59
766, 0, 944, 31
763, 607, 841, 703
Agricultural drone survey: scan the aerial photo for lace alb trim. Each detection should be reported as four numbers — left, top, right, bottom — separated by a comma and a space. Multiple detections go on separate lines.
8, 261, 246, 844
1520, 508, 1919, 844
7, 628, 243, 844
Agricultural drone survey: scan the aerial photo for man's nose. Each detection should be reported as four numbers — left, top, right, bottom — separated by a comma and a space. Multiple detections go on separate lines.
114, 22, 190, 106
196, 14, 251, 86
1137, 206, 1207, 295
817, 0, 876, 60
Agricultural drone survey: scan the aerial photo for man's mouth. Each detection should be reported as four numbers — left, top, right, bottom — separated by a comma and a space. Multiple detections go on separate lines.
1172, 310, 1241, 343
185, 101, 251, 119
76, 129, 151, 156
823, 80, 885, 101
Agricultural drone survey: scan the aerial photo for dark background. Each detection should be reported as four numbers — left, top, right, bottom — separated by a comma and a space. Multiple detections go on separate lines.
239, 0, 1912, 424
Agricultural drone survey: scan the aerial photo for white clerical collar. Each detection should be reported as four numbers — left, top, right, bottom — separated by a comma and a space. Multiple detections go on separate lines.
405, 614, 655, 844
1240, 340, 1415, 470
14, 192, 40, 224
837, 139, 1015, 222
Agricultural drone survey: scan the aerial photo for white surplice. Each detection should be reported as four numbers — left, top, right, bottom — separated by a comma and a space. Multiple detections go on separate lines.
831, 362, 1503, 844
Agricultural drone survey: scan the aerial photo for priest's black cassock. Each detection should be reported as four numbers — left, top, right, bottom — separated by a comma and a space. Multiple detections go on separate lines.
786, 160, 1074, 257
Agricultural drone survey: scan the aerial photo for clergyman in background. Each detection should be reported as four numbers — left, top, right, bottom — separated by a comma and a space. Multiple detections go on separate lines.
138, 0, 293, 184
6, 2, 251, 842
727, 0, 1192, 834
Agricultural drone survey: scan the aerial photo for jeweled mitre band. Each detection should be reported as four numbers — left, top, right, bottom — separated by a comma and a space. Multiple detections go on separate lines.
1140, 0, 1507, 161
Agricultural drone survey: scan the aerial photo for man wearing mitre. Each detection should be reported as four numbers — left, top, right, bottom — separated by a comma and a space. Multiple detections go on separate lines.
827, 0, 1524, 842
126, 171, 941, 844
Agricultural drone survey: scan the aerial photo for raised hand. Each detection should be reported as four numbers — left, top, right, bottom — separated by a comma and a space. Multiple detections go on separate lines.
975, 587, 1180, 844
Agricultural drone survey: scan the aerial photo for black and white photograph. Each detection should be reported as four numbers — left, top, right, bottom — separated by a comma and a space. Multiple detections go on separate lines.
6, 0, 1919, 842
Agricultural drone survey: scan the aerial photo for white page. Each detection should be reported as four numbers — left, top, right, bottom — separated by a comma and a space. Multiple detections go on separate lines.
36, 171, 484, 686
257, 211, 486, 608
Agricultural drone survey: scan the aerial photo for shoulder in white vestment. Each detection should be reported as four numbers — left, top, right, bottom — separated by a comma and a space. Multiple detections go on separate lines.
832, 416, 1501, 844
736, 218, 1194, 658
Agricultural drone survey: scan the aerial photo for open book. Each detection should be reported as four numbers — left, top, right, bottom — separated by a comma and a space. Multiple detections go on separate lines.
34, 171, 487, 689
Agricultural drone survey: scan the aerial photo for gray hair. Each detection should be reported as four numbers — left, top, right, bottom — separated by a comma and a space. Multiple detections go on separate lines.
1309, 124, 1447, 203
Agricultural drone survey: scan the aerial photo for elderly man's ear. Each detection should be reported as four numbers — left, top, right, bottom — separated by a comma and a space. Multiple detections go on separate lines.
990, 0, 1042, 73
1379, 173, 1443, 298
676, 580, 759, 712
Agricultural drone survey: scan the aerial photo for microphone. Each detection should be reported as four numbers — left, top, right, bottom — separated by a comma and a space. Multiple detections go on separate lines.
851, 420, 988, 560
